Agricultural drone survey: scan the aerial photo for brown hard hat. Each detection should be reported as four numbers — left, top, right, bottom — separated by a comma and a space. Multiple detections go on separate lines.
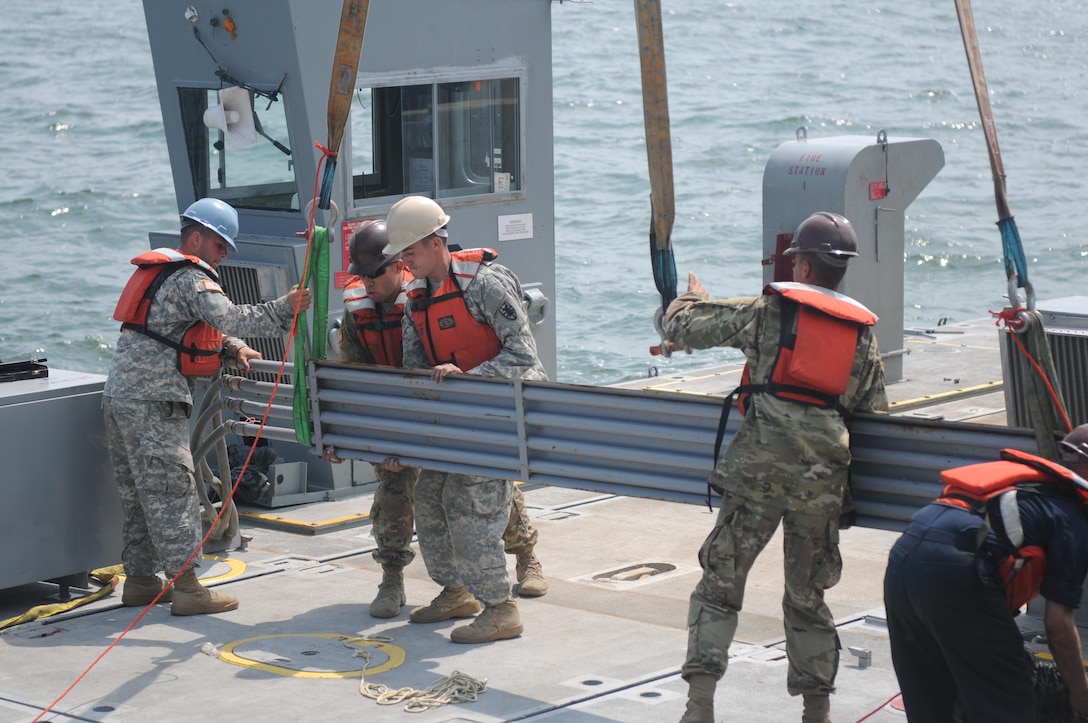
349, 219, 393, 277
1060, 424, 1088, 463
784, 211, 860, 266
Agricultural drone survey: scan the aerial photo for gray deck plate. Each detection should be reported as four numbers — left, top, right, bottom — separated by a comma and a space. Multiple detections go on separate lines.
0, 317, 1069, 722
1, 489, 909, 722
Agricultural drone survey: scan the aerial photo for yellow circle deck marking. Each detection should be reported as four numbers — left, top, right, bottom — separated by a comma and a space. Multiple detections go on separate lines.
115, 555, 243, 583
217, 633, 406, 678
198, 553, 246, 583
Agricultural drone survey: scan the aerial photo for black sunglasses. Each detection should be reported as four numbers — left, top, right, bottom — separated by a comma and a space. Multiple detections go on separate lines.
1060, 440, 1088, 464
361, 260, 395, 280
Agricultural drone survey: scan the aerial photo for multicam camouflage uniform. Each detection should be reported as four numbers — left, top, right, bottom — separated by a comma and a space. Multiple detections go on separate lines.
103, 262, 296, 578
403, 260, 547, 606
665, 288, 887, 697
337, 290, 539, 572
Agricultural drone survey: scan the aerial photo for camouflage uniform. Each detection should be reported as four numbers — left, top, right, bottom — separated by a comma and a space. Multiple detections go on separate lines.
103, 262, 296, 578
338, 298, 421, 569
401, 262, 547, 379
403, 260, 547, 606
665, 288, 887, 697
362, 466, 537, 570
337, 277, 539, 573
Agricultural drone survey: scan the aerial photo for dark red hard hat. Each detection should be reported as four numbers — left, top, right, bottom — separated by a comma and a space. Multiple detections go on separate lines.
1060, 424, 1088, 463
784, 212, 859, 266
349, 219, 392, 276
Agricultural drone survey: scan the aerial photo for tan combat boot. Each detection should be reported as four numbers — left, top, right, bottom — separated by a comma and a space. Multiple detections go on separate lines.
679, 673, 716, 723
369, 566, 406, 619
450, 599, 523, 644
170, 567, 239, 616
802, 693, 831, 723
121, 575, 173, 606
409, 586, 481, 623
515, 549, 549, 597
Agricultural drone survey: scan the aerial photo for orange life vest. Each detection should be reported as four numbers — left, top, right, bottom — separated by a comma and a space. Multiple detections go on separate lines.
113, 248, 224, 377
736, 282, 877, 416
937, 449, 1088, 611
342, 272, 411, 367
406, 248, 502, 370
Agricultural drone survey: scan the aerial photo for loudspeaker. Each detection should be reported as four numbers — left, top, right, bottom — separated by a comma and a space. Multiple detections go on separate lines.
202, 86, 257, 149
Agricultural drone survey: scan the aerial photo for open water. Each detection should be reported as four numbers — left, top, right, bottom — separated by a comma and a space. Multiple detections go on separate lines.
1, 0, 1086, 386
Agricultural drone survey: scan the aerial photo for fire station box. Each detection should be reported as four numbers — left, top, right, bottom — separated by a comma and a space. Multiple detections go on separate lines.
763, 130, 944, 383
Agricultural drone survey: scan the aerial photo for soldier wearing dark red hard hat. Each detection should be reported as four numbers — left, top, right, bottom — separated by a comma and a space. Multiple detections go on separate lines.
666, 211, 887, 723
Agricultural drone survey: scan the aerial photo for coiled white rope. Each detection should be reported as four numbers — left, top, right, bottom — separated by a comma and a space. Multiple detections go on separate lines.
344, 636, 487, 713
361, 670, 488, 713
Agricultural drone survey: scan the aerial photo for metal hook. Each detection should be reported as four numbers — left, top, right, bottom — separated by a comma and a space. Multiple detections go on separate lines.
304, 199, 339, 242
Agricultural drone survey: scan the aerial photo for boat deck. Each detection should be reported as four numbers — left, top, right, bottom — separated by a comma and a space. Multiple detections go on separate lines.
0, 317, 1062, 723
0, 488, 913, 722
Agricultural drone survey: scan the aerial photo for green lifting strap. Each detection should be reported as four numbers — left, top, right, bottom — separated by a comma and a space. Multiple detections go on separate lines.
1014, 310, 1068, 461
293, 225, 330, 445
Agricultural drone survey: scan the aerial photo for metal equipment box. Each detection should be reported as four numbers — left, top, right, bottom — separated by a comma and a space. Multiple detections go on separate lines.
0, 369, 122, 591
1002, 295, 1088, 429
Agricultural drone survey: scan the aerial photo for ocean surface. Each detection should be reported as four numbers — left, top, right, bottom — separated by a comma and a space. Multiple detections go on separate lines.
1, 0, 1085, 386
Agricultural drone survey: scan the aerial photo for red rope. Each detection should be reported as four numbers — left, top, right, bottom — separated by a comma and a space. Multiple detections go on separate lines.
32, 147, 333, 722
856, 692, 901, 721
32, 359, 294, 721
993, 309, 1074, 434
300, 142, 338, 287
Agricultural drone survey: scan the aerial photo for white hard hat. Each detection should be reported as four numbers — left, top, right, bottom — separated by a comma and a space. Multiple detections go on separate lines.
384, 196, 450, 255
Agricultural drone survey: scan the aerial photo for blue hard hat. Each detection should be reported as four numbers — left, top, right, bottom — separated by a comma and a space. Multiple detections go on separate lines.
181, 197, 239, 251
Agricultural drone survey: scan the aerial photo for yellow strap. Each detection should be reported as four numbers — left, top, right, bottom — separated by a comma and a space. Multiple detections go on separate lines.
0, 568, 119, 631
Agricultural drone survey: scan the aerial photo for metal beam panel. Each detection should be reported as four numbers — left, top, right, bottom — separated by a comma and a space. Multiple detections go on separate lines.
849, 415, 1035, 529
233, 360, 1038, 530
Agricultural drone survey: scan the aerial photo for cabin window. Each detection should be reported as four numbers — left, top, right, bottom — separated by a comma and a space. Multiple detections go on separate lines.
178, 87, 296, 212
351, 77, 520, 203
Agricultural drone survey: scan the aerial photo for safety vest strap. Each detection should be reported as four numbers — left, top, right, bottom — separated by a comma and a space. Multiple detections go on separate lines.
405, 249, 496, 300
938, 452, 1086, 508
937, 450, 1084, 613
735, 378, 851, 418
131, 248, 218, 278
735, 285, 868, 418
114, 250, 224, 377
115, 250, 219, 325
346, 301, 406, 367
406, 250, 502, 369
1000, 448, 1088, 498
766, 281, 877, 326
